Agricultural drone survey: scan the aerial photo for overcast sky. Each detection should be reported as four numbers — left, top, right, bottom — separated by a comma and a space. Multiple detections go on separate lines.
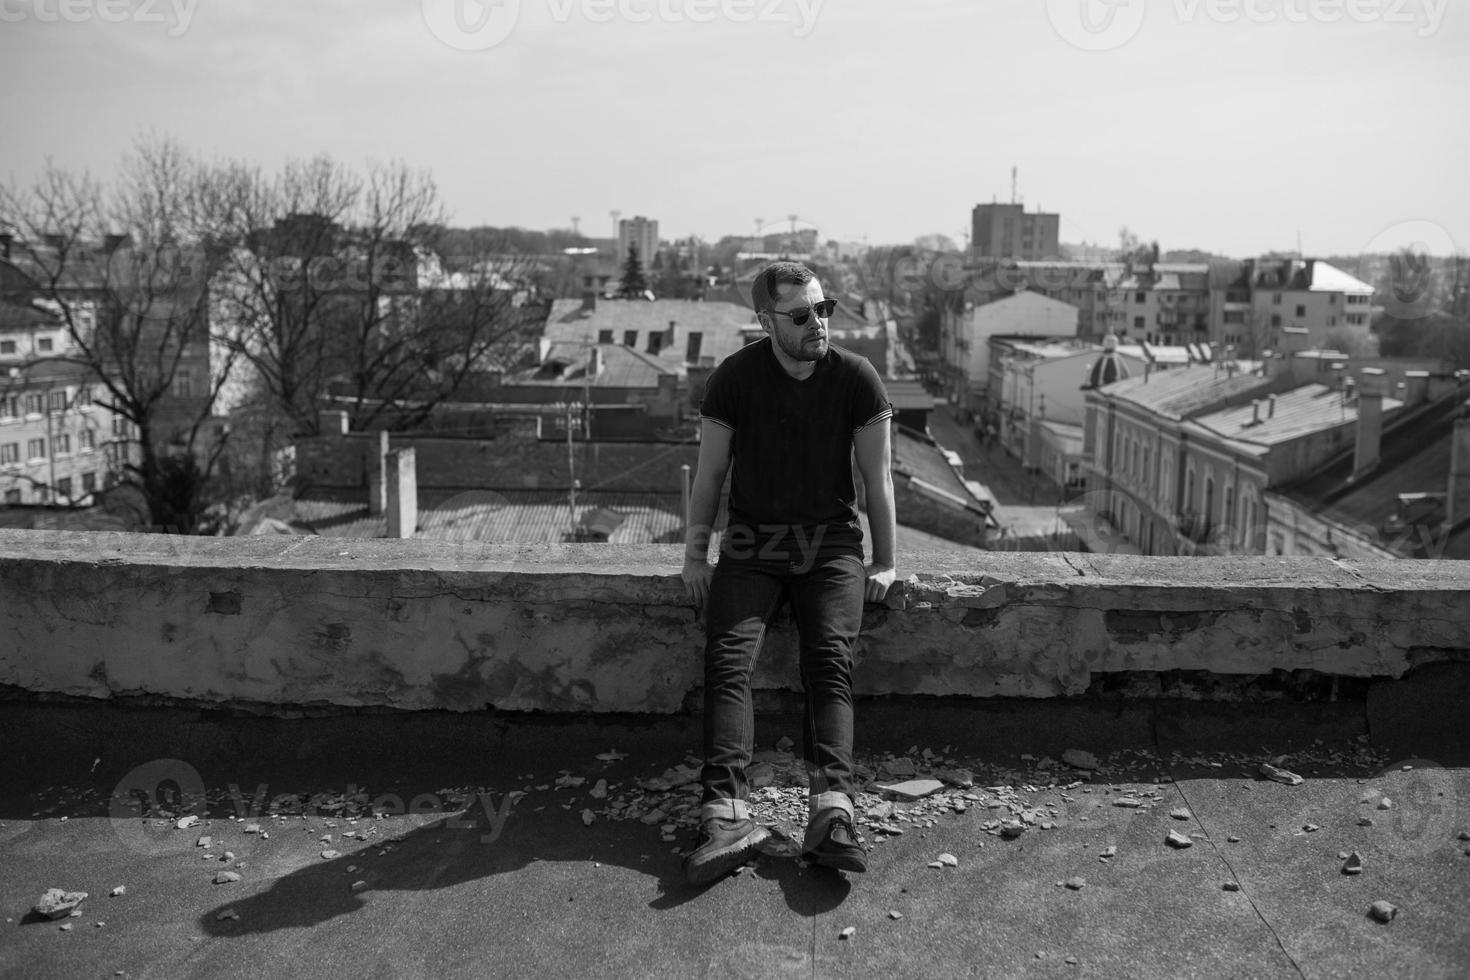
1, 0, 1465, 258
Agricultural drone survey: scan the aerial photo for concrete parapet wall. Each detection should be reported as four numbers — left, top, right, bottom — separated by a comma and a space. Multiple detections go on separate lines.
2, 531, 1469, 713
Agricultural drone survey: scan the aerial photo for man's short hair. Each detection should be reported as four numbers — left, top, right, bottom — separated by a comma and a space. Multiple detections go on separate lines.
750, 262, 815, 315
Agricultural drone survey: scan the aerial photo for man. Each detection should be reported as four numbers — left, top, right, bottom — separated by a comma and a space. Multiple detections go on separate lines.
681, 261, 896, 886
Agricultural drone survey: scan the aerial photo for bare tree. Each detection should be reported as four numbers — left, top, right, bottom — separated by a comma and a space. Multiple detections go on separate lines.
0, 136, 240, 531
207, 155, 547, 443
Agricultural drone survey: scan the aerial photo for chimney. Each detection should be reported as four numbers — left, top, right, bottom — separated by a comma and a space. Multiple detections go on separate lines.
369, 430, 390, 515
580, 289, 597, 313
1267, 394, 1277, 418
317, 410, 349, 436
1250, 400, 1261, 426
1448, 402, 1470, 529
385, 447, 418, 539
1403, 370, 1430, 405
588, 346, 601, 378
1352, 368, 1386, 479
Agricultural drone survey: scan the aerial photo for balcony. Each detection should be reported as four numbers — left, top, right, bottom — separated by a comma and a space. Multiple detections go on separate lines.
4, 531, 1469, 709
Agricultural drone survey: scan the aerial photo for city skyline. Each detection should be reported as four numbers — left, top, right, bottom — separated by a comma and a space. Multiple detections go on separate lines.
1, 1, 1466, 259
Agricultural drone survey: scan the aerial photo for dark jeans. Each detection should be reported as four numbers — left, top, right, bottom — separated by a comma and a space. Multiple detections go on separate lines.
700, 550, 866, 816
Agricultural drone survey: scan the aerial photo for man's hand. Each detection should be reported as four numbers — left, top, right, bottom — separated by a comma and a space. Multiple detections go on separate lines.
683, 558, 714, 609
864, 563, 896, 602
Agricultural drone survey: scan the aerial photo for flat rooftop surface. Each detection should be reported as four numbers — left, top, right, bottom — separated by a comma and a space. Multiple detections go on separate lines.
1, 697, 1467, 980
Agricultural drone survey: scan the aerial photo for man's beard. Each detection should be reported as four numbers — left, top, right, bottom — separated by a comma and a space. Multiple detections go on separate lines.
776, 330, 828, 363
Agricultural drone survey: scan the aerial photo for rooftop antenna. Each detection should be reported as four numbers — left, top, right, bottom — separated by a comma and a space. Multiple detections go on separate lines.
787, 214, 798, 233
570, 216, 580, 235
610, 210, 622, 249
1011, 165, 1019, 205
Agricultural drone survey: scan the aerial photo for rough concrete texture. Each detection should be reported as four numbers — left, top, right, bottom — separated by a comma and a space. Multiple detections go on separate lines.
3, 531, 1470, 713
0, 700, 1466, 979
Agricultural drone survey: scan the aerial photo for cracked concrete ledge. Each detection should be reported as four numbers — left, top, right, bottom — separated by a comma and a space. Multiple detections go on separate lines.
2, 530, 1469, 714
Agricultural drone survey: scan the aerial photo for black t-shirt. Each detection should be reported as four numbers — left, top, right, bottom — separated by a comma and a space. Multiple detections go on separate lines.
700, 338, 892, 559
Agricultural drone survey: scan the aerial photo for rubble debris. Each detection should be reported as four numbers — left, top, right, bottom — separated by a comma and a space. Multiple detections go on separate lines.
351, 880, 368, 892
1342, 852, 1364, 875
1170, 807, 1191, 821
595, 750, 627, 762
1113, 797, 1143, 808
1064, 877, 1085, 890
1368, 901, 1397, 923
1226, 836, 1241, 843
1166, 830, 1193, 849
1357, 817, 1374, 828
1099, 846, 1116, 859
1302, 824, 1320, 833
838, 926, 856, 940
581, 809, 596, 827
109, 886, 125, 898
243, 823, 262, 835
1377, 798, 1394, 810
175, 815, 200, 830
196, 836, 212, 848
775, 737, 794, 752
1000, 821, 1026, 840
321, 850, 341, 860
33, 889, 87, 920
216, 909, 240, 921
878, 780, 945, 801
213, 872, 240, 885
1061, 749, 1099, 771
881, 757, 918, 778
1259, 763, 1303, 786
937, 768, 975, 788
58, 923, 72, 932
888, 910, 903, 920
937, 853, 958, 867
1223, 882, 1240, 892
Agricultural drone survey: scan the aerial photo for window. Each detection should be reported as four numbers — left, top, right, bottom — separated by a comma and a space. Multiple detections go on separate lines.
171, 374, 195, 398
1224, 311, 1244, 324
38, 337, 54, 352
81, 471, 96, 493
57, 476, 72, 498
1271, 314, 1281, 328
112, 417, 130, 437
597, 330, 613, 344
27, 438, 46, 460
1, 395, 18, 418
623, 330, 638, 347
49, 390, 67, 413
1329, 294, 1338, 305
0, 443, 17, 464
646, 332, 663, 355
1273, 293, 1282, 305
79, 429, 95, 452
3, 488, 18, 504
1135, 292, 1146, 303
25, 394, 44, 415
0, 340, 15, 355
1133, 316, 1145, 330
1295, 305, 1306, 318
34, 486, 48, 504
55, 433, 71, 455
686, 331, 702, 363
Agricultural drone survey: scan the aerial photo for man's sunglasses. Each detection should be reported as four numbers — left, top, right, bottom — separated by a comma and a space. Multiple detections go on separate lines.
767, 299, 836, 327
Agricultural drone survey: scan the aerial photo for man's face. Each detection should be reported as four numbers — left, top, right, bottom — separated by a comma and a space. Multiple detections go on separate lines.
764, 278, 829, 363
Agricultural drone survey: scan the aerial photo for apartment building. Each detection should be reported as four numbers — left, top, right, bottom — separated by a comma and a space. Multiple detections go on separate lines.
1117, 262, 1213, 347
1211, 258, 1376, 355
617, 216, 659, 267
970, 204, 1060, 260
0, 360, 131, 505
940, 291, 1080, 409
